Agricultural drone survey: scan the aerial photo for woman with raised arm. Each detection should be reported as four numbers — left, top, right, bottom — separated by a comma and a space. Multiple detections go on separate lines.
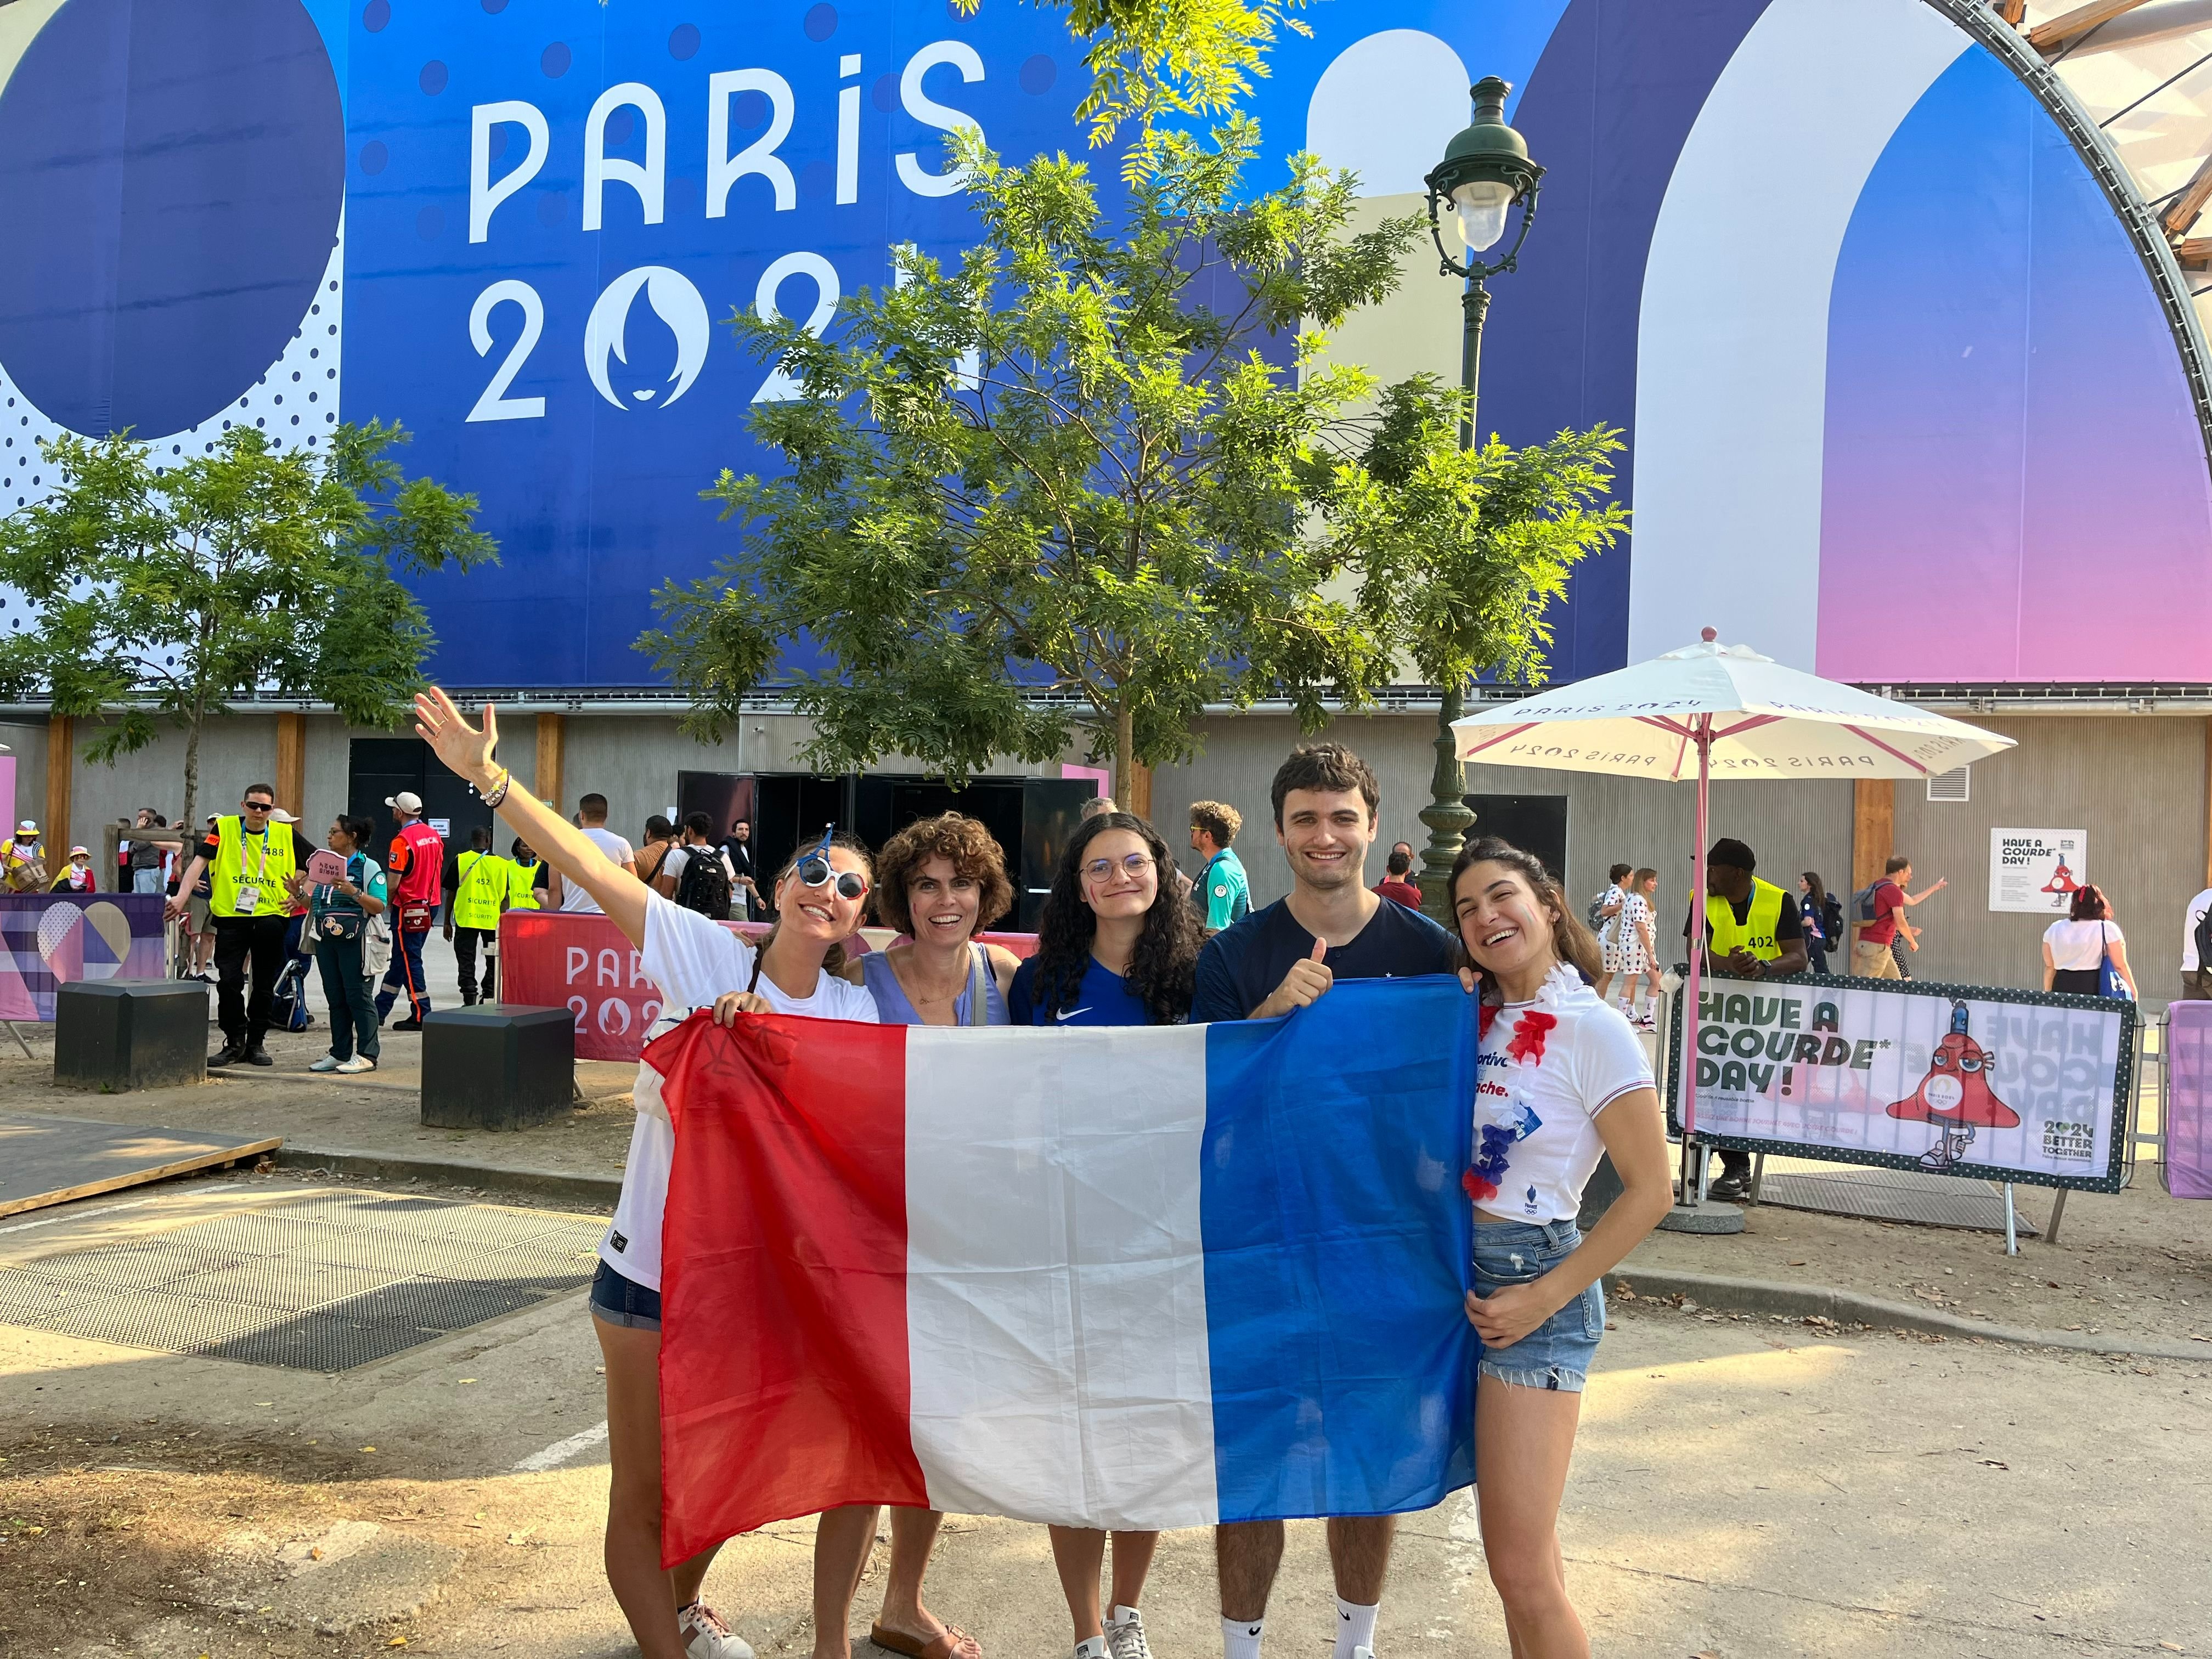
410, 690, 976, 1659
1008, 810, 1199, 1659
1449, 836, 1674, 1659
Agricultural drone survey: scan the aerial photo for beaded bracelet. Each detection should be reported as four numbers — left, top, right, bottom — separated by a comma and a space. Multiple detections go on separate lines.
483, 766, 513, 809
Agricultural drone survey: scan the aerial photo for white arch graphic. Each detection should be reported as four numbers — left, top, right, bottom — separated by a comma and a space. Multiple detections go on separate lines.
1305, 29, 1472, 196
1625, 0, 1970, 668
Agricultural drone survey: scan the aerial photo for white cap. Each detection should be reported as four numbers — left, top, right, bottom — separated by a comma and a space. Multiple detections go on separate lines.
15, 820, 33, 834
386, 791, 424, 814
268, 808, 298, 823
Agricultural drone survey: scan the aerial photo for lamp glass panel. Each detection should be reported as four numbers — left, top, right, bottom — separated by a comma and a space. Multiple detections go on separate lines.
1452, 178, 1514, 252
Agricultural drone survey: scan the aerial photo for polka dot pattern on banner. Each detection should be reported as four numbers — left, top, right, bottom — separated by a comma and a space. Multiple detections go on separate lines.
541, 41, 571, 78
804, 4, 838, 41
669, 22, 701, 61
1020, 54, 1056, 95
0, 223, 343, 517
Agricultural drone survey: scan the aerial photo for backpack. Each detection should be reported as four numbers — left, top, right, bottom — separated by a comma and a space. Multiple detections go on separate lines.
1585, 889, 1613, 930
1852, 881, 1883, 926
675, 845, 733, 920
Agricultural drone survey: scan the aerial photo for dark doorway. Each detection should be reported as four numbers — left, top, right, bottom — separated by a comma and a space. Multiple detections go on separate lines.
1464, 793, 1568, 883
347, 738, 490, 866
737, 772, 1097, 929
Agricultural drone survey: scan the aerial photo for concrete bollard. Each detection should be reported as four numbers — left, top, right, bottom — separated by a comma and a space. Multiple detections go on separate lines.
54, 980, 209, 1092
419, 1006, 575, 1131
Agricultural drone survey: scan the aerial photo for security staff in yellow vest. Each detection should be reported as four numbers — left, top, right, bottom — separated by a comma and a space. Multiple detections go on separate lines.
164, 783, 297, 1066
441, 826, 510, 1006
506, 838, 543, 912
1684, 837, 1809, 1203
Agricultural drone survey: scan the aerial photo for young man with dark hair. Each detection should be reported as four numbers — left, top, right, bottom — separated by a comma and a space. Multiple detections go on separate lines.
1193, 741, 1455, 1659
1188, 799, 1250, 933
1373, 845, 1420, 909
720, 815, 760, 918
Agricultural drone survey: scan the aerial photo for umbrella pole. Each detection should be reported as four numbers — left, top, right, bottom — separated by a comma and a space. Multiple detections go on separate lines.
1681, 721, 1709, 1202
1660, 714, 1742, 1233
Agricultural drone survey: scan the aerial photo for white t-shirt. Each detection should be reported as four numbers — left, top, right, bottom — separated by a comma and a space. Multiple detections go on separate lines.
2045, 918, 2122, 972
559, 827, 635, 913
1472, 967, 1654, 1224
599, 894, 878, 1290
659, 844, 735, 893
2183, 889, 2212, 972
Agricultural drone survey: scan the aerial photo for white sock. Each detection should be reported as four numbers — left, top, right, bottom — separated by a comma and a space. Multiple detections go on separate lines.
1222, 1614, 1264, 1659
1075, 1639, 1109, 1659
1333, 1596, 1379, 1659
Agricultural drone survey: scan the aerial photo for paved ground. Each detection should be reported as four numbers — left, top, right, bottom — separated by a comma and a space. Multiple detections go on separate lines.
2, 1171, 2207, 1658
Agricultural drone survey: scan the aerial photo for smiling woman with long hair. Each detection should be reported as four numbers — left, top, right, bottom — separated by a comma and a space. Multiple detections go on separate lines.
1448, 836, 1673, 1659
1007, 810, 1198, 1659
407, 689, 957, 1659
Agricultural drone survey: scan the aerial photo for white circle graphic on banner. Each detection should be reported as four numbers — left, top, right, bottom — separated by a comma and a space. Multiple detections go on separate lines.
1922, 1074, 1963, 1113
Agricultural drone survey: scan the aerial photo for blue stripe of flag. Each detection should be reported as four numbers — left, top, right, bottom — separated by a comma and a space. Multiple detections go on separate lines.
1199, 976, 1478, 1521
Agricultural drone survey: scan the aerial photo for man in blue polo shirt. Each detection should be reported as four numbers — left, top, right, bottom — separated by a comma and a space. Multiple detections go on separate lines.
1192, 741, 1455, 1659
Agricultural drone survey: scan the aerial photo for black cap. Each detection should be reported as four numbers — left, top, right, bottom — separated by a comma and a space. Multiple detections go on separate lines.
1707, 837, 1756, 873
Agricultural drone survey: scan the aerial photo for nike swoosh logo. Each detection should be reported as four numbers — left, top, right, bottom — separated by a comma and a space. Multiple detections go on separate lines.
1056, 1008, 1091, 1022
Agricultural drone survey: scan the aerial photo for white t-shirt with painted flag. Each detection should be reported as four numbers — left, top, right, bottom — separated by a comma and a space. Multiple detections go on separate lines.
1471, 966, 1654, 1224
597, 894, 877, 1290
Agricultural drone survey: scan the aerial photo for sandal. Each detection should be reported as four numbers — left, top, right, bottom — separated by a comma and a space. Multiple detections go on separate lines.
871, 1622, 983, 1659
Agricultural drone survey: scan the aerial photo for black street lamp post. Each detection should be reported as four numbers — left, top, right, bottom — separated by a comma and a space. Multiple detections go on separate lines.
1414, 76, 1544, 921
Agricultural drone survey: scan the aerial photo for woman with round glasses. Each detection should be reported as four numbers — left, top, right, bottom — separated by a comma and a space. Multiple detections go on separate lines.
407, 690, 968, 1659
1008, 810, 1200, 1659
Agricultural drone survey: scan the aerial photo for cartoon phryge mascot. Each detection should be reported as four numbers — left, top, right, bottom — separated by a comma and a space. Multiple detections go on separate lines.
1885, 1001, 2018, 1170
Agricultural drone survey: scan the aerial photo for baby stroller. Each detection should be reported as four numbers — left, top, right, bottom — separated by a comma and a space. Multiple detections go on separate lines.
268, 913, 319, 1035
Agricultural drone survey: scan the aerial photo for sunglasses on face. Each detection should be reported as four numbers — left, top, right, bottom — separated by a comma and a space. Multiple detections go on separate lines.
242, 800, 273, 812
1082, 851, 1154, 884
793, 828, 869, 901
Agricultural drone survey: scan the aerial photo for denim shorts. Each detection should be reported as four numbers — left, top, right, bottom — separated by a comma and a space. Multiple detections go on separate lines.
588, 1259, 662, 1331
1472, 1218, 1604, 1392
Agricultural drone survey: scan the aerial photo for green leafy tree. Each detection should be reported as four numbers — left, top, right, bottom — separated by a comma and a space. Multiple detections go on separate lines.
643, 117, 1418, 800
1337, 376, 1628, 907
0, 423, 497, 833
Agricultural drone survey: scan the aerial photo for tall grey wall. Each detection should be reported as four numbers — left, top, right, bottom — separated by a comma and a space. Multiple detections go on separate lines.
1891, 715, 2204, 1003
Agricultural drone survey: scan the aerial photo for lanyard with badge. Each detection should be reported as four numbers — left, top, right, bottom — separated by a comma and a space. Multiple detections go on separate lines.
233, 825, 270, 914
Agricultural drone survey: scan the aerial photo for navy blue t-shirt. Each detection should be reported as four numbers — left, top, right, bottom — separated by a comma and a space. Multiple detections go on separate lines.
1008, 954, 1178, 1026
1192, 895, 1456, 1023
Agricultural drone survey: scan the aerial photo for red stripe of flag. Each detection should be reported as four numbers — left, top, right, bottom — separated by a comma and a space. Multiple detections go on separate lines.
656, 1011, 927, 1564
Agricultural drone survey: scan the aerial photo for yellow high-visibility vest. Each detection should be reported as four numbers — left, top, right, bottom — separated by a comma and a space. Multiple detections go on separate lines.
1706, 877, 1788, 961
210, 817, 296, 918
452, 851, 508, 930
506, 859, 542, 911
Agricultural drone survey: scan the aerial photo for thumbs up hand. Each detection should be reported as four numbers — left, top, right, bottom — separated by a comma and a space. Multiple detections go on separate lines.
1256, 933, 1335, 1018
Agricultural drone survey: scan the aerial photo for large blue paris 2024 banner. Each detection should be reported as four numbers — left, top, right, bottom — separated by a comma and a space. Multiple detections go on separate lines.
2, 0, 2208, 688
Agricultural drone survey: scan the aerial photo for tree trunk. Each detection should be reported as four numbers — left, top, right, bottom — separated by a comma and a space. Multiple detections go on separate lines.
1113, 701, 1135, 809
182, 714, 201, 845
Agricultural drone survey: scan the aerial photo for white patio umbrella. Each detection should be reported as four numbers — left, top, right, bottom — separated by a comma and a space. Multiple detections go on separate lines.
1449, 630, 2017, 1205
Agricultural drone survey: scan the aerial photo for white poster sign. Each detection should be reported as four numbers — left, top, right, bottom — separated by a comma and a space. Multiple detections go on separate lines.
1988, 828, 2087, 914
1674, 981, 2126, 1189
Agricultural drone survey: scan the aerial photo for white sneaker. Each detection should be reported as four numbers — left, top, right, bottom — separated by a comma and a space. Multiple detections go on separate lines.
678, 1601, 755, 1659
1352, 1649, 1375, 1659
334, 1056, 377, 1074
308, 1054, 341, 1073
1106, 1606, 1153, 1659
1074, 1638, 1109, 1659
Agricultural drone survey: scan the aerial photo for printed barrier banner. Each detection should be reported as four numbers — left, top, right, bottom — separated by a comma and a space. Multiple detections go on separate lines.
1667, 972, 2130, 1192
0, 894, 167, 1022
498, 910, 1036, 1062
2164, 1000, 2212, 1199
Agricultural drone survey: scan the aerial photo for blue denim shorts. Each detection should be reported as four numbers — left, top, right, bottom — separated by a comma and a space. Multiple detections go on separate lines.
588, 1259, 662, 1331
1472, 1218, 1604, 1392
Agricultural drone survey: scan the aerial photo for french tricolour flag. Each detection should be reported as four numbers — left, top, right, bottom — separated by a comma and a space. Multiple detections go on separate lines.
654, 977, 1477, 1565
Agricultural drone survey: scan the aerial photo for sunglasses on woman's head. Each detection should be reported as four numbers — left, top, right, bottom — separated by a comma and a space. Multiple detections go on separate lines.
794, 827, 869, 900
1082, 851, 1154, 884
